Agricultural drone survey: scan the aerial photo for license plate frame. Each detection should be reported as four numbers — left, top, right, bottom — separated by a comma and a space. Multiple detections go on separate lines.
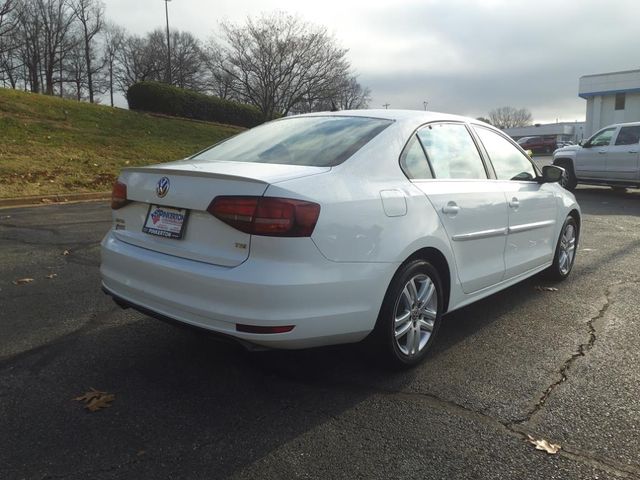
142, 204, 189, 240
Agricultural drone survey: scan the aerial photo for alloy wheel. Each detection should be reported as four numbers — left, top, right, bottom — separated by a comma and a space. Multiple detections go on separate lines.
393, 274, 437, 357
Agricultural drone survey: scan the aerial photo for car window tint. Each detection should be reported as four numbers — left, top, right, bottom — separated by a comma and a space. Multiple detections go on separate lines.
475, 126, 537, 181
416, 123, 486, 179
191, 116, 393, 167
588, 128, 616, 147
614, 126, 640, 146
400, 135, 432, 179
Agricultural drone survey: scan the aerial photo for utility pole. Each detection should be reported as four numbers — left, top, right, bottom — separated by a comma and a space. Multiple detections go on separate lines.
382, 103, 390, 109
164, 0, 172, 85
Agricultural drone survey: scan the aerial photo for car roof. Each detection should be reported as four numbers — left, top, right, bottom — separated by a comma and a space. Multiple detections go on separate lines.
291, 109, 481, 125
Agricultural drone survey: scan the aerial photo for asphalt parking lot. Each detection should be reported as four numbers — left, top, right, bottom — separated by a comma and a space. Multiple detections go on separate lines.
1, 185, 639, 479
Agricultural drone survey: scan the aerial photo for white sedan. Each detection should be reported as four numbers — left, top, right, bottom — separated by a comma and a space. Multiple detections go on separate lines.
101, 110, 580, 367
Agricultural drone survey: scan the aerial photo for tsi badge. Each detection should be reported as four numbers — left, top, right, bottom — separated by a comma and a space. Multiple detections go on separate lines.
156, 176, 170, 198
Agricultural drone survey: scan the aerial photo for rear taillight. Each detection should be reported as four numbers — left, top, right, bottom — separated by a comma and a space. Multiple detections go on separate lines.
111, 180, 130, 210
207, 196, 320, 237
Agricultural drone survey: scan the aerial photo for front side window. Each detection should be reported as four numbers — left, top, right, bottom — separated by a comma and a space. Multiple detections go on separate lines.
614, 126, 640, 146
400, 135, 432, 179
475, 126, 537, 181
416, 123, 486, 179
588, 128, 616, 147
191, 116, 393, 167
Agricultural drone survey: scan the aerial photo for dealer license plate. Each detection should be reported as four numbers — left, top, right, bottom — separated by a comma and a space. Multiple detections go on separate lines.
142, 205, 188, 239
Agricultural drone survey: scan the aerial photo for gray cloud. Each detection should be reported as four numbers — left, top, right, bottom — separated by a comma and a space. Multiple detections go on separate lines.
104, 0, 640, 123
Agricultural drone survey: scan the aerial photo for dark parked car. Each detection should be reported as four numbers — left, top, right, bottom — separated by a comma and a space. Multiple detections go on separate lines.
517, 136, 558, 154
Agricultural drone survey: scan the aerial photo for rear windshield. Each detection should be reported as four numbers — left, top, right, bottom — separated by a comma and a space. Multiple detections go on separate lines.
191, 116, 393, 167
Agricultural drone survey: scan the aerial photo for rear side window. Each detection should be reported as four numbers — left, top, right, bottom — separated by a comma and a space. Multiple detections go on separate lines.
400, 135, 432, 179
614, 126, 640, 146
416, 123, 487, 179
475, 127, 536, 181
191, 116, 393, 167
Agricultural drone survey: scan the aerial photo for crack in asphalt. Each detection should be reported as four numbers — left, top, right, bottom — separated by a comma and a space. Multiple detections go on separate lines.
510, 289, 608, 426
313, 381, 640, 479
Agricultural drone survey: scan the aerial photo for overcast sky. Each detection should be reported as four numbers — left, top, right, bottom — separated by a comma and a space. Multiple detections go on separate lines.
105, 0, 640, 123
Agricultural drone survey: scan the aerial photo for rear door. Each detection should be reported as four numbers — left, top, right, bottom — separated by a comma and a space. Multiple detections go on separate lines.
406, 123, 508, 294
575, 127, 617, 179
606, 125, 640, 181
473, 126, 558, 278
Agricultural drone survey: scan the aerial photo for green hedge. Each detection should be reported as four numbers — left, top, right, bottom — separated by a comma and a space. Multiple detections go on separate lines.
126, 81, 263, 128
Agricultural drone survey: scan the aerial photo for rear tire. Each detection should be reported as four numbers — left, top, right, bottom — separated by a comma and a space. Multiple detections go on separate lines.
546, 216, 578, 281
373, 260, 443, 368
555, 159, 577, 191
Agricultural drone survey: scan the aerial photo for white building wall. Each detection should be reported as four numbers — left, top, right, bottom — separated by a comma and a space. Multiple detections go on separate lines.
580, 69, 640, 137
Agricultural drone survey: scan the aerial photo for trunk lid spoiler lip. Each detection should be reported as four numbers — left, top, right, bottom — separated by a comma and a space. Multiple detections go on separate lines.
122, 163, 332, 185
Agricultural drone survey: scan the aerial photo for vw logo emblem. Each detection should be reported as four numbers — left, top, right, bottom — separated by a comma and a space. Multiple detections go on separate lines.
156, 177, 170, 198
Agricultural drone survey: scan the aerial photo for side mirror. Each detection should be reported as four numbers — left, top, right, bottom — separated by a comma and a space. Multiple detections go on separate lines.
540, 165, 564, 183
579, 140, 588, 147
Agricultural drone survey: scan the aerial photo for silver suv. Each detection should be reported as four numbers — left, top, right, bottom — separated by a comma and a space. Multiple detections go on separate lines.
553, 122, 640, 191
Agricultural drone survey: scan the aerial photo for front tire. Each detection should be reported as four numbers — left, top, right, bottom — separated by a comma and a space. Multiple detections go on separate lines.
555, 159, 577, 191
374, 260, 443, 368
546, 216, 578, 281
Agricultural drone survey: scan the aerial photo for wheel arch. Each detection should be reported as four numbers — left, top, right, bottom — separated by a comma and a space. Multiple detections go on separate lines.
403, 247, 452, 313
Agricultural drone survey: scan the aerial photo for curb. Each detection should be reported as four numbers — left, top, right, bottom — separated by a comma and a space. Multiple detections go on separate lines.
0, 192, 110, 209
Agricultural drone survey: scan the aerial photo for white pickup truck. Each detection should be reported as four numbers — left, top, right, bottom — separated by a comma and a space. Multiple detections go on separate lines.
553, 122, 640, 191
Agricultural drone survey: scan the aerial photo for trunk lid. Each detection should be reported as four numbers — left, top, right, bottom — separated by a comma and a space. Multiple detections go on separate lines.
112, 160, 330, 267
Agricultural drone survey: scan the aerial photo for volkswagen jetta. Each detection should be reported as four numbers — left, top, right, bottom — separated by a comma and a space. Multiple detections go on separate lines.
101, 111, 580, 366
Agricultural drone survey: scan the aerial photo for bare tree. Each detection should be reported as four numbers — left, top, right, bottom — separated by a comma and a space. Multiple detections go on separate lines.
36, 0, 75, 95
101, 21, 123, 106
70, 0, 103, 102
63, 35, 86, 100
212, 12, 351, 120
17, 0, 43, 92
147, 28, 204, 91
116, 33, 162, 93
0, 0, 20, 87
488, 106, 532, 129
201, 42, 236, 99
0, 0, 17, 45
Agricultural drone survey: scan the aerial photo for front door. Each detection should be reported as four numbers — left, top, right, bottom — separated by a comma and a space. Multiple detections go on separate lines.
472, 126, 558, 278
606, 125, 640, 181
575, 127, 617, 179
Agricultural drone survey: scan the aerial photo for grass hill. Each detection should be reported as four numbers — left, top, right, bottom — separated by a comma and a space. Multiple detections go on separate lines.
0, 88, 243, 198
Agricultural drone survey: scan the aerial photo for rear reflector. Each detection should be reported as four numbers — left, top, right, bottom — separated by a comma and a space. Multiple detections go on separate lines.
236, 324, 295, 334
111, 180, 130, 210
207, 196, 320, 237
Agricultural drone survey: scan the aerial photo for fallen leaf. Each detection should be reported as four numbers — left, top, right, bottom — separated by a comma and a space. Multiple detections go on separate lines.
527, 435, 561, 454
13, 278, 34, 285
74, 387, 106, 403
45, 273, 57, 279
62, 249, 71, 256
86, 394, 115, 412
535, 286, 558, 292
74, 388, 115, 412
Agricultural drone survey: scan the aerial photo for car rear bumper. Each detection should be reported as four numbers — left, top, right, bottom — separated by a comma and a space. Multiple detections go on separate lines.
100, 231, 398, 349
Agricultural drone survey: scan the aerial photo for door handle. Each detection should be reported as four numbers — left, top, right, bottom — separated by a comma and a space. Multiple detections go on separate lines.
629, 150, 638, 154
442, 202, 460, 215
598, 150, 607, 154
509, 197, 520, 209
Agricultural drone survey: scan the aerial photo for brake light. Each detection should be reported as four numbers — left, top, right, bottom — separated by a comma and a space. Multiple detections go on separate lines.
207, 196, 320, 237
111, 180, 130, 210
